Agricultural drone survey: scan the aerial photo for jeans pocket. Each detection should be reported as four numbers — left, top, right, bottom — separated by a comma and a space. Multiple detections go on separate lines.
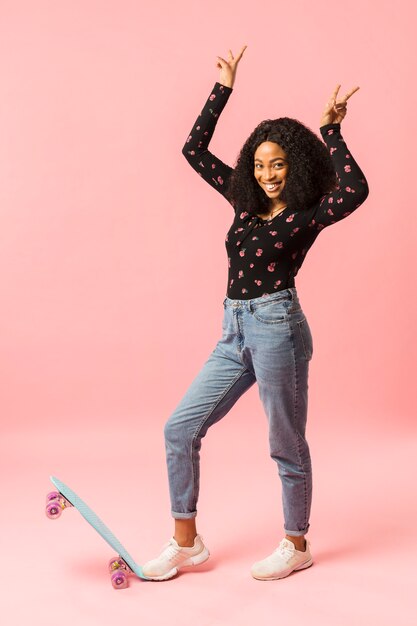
297, 317, 313, 360
251, 299, 290, 325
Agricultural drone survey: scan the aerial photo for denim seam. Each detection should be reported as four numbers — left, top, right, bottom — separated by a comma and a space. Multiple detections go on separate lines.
252, 314, 288, 325
296, 430, 309, 532
297, 318, 310, 361
171, 510, 197, 519
290, 321, 309, 534
189, 366, 250, 512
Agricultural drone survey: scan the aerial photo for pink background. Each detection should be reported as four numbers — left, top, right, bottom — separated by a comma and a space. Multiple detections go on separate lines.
1, 0, 416, 624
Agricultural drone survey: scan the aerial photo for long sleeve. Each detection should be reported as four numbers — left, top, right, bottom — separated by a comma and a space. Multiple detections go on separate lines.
182, 81, 235, 203
311, 123, 369, 230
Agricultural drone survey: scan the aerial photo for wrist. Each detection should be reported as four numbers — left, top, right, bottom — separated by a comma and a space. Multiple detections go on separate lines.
219, 80, 234, 89
320, 121, 341, 129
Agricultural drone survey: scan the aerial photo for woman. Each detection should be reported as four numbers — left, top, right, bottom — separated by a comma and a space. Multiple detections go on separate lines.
142, 45, 369, 581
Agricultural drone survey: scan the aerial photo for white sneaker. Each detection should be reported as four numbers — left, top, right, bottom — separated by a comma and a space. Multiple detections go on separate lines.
251, 538, 313, 580
142, 534, 210, 581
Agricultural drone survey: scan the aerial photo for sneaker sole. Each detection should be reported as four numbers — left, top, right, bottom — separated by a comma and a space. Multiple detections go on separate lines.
143, 547, 210, 581
251, 557, 314, 581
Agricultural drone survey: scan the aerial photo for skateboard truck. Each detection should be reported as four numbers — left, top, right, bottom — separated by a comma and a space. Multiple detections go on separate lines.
45, 491, 73, 519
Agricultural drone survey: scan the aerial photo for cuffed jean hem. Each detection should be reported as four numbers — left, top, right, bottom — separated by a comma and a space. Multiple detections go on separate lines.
284, 525, 310, 537
171, 510, 198, 519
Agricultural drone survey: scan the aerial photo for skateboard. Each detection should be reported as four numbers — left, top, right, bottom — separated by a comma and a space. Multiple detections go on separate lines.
45, 476, 149, 589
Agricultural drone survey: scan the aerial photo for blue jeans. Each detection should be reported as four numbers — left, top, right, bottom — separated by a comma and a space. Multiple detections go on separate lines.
164, 287, 313, 536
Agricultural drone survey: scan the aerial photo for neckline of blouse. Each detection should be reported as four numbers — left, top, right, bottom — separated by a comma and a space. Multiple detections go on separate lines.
252, 205, 290, 225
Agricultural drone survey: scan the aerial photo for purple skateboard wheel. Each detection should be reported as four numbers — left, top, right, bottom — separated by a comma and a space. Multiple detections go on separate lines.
46, 491, 60, 504
111, 569, 128, 589
46, 499, 63, 519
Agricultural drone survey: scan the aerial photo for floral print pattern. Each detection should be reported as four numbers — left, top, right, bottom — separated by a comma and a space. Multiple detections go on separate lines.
182, 82, 369, 299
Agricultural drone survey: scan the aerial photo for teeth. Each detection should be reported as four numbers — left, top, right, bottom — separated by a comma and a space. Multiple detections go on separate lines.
266, 183, 279, 190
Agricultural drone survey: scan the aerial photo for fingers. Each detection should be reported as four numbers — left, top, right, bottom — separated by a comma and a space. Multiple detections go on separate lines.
219, 44, 247, 66
324, 84, 359, 121
234, 44, 248, 62
343, 85, 360, 101
330, 84, 360, 104
324, 85, 340, 110
331, 84, 341, 101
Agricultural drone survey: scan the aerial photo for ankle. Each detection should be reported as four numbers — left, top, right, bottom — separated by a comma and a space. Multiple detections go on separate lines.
174, 518, 197, 547
174, 534, 197, 548
285, 535, 306, 551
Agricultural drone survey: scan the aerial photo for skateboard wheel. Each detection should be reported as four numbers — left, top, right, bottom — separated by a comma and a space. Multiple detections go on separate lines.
46, 499, 63, 519
111, 569, 128, 589
46, 491, 60, 504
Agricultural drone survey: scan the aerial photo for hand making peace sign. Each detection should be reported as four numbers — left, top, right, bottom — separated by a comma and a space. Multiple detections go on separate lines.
216, 45, 247, 90
320, 84, 360, 127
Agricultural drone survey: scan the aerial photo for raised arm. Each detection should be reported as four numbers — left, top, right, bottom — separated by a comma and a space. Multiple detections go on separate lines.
311, 84, 369, 230
181, 81, 235, 201
181, 45, 247, 204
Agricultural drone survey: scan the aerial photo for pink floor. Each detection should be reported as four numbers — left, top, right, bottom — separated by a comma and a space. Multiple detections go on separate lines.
2, 411, 416, 626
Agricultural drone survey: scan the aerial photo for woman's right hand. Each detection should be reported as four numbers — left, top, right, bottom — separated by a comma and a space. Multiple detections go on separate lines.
216, 45, 247, 89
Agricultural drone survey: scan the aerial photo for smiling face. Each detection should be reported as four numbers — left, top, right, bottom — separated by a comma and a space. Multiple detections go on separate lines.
254, 141, 289, 204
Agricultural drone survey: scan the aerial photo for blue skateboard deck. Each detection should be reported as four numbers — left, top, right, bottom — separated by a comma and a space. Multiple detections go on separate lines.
46, 476, 149, 588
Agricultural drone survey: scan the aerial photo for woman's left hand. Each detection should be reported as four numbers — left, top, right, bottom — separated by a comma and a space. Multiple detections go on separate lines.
320, 84, 360, 127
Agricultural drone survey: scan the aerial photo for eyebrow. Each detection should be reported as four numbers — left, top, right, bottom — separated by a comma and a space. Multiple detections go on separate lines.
254, 157, 287, 163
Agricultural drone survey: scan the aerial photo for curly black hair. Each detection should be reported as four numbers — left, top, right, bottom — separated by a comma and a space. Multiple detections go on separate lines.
226, 117, 338, 214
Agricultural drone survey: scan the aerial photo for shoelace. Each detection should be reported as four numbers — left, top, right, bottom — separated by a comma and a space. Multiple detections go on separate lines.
159, 536, 203, 564
162, 542, 184, 563
275, 540, 295, 562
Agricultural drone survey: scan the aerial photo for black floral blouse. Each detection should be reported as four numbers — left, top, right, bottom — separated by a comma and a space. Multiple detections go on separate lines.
182, 81, 369, 299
